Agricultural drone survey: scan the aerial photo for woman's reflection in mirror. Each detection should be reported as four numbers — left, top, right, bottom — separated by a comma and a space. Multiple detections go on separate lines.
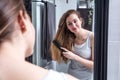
51, 9, 94, 80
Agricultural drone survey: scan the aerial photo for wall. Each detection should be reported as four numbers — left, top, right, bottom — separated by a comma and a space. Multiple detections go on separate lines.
107, 0, 120, 80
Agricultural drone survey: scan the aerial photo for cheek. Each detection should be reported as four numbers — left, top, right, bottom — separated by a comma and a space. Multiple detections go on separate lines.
67, 26, 74, 33
26, 24, 35, 57
67, 24, 72, 29
30, 25, 35, 48
78, 20, 82, 27
67, 25, 77, 31
32, 27, 35, 47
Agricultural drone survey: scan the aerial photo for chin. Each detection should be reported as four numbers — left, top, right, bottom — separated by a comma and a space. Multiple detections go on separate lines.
25, 49, 34, 57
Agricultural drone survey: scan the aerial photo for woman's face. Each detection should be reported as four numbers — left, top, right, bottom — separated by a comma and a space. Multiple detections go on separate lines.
66, 13, 82, 34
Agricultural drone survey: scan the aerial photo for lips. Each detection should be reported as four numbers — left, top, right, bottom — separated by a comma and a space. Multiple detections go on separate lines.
72, 28, 76, 31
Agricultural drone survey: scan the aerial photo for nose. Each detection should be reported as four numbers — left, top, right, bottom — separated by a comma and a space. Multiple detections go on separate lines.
71, 22, 76, 27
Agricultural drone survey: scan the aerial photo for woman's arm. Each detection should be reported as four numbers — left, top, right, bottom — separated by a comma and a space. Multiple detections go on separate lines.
75, 33, 94, 70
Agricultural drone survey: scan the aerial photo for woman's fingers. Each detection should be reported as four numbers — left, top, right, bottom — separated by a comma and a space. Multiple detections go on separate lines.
60, 47, 69, 51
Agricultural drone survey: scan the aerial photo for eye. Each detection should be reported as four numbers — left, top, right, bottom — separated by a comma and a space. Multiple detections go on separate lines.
68, 22, 72, 26
73, 20, 77, 23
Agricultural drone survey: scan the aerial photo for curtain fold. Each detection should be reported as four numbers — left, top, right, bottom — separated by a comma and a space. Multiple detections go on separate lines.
41, 2, 56, 61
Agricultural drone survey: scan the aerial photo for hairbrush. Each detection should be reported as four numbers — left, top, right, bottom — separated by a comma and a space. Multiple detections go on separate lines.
52, 40, 66, 52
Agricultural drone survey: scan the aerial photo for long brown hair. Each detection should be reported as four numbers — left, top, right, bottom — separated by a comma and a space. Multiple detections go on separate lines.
0, 0, 26, 43
50, 9, 83, 63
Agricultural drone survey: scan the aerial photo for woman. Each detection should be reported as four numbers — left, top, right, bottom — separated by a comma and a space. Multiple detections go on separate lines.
0, 0, 78, 80
51, 9, 94, 80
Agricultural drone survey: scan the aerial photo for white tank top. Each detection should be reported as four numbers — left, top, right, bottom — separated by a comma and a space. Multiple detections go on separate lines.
68, 32, 93, 80
74, 32, 92, 59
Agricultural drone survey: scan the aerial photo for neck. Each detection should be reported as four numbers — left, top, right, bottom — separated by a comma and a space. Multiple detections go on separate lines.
75, 28, 84, 39
0, 40, 26, 61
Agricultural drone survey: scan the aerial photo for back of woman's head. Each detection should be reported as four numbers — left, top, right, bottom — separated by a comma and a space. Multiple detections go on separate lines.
0, 0, 26, 43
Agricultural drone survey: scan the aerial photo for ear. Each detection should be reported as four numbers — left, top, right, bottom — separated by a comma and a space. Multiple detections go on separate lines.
17, 10, 27, 33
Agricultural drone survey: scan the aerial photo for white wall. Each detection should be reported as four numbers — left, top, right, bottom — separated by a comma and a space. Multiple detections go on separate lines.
107, 0, 120, 80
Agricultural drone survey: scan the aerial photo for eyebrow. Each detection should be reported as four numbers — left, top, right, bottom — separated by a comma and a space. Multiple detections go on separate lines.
67, 19, 77, 23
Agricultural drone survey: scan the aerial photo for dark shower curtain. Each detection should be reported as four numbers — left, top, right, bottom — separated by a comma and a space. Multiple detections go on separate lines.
41, 2, 56, 62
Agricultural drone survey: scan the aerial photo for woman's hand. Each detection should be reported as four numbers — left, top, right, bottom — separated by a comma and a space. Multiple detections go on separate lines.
61, 47, 77, 60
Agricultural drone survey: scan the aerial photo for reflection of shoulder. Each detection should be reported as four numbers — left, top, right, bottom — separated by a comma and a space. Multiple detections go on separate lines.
89, 32, 94, 47
88, 31, 94, 38
90, 32, 94, 40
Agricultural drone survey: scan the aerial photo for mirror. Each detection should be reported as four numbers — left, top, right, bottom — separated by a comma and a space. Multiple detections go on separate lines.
31, 0, 95, 80
54, 0, 95, 80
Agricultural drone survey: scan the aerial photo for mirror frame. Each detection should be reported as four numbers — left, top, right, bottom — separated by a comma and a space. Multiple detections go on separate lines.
94, 0, 109, 80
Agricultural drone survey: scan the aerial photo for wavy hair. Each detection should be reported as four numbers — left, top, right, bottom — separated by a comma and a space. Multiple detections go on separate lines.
50, 9, 83, 63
